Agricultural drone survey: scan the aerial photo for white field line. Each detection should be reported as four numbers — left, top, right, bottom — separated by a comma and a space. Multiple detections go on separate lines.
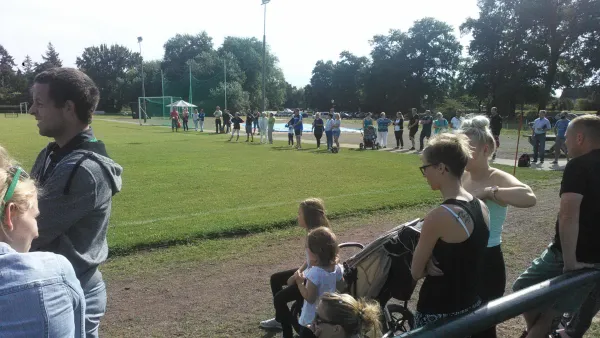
112, 187, 422, 227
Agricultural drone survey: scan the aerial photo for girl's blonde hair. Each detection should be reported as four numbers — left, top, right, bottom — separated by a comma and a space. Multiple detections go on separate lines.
319, 292, 382, 337
423, 133, 472, 178
315, 112, 321, 118
380, 112, 386, 117
436, 112, 443, 119
334, 112, 341, 120
300, 198, 329, 230
307, 227, 338, 266
0, 146, 37, 226
460, 114, 496, 155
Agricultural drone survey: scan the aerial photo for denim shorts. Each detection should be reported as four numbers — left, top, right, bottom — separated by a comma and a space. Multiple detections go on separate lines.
513, 244, 597, 312
332, 130, 341, 137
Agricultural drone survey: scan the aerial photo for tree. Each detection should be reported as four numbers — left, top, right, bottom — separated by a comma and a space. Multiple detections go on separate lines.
0, 44, 19, 104
331, 51, 369, 111
284, 83, 305, 108
162, 32, 214, 80
35, 42, 63, 74
309, 60, 335, 110
76, 44, 142, 112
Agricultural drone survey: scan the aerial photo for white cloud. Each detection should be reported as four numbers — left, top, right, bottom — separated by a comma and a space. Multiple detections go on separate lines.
1, 0, 478, 87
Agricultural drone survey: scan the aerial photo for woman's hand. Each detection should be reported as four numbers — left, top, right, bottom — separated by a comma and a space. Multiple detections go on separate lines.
426, 257, 444, 276
472, 187, 492, 201
294, 270, 305, 283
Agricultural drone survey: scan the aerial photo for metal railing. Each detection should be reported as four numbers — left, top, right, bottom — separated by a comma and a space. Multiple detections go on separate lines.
394, 269, 600, 338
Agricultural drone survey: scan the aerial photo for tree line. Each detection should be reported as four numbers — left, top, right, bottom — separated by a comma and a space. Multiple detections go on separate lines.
1, 0, 598, 116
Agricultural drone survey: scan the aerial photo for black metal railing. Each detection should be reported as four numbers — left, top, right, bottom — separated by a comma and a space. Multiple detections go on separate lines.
393, 269, 600, 338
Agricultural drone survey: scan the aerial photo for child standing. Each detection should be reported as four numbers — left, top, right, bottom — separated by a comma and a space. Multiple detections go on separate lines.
294, 227, 343, 338
259, 112, 269, 144
287, 123, 295, 146
229, 113, 244, 142
325, 113, 333, 151
245, 112, 254, 142
268, 113, 276, 144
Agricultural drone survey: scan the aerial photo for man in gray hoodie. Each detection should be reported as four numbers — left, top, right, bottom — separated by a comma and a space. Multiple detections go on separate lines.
29, 67, 123, 338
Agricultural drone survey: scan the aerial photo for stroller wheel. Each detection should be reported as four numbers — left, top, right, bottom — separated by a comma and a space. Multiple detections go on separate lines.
385, 303, 415, 334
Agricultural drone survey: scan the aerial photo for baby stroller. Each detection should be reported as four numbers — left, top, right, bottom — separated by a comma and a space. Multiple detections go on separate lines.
360, 125, 380, 150
290, 219, 422, 336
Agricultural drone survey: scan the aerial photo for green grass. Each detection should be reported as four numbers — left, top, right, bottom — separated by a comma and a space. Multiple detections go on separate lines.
1, 117, 559, 256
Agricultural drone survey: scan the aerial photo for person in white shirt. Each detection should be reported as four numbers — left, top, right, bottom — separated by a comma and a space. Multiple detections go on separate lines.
192, 109, 200, 131
451, 111, 463, 130
259, 112, 268, 144
530, 110, 552, 163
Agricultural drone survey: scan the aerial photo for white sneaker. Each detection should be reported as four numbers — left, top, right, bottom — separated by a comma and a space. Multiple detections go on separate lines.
259, 318, 282, 330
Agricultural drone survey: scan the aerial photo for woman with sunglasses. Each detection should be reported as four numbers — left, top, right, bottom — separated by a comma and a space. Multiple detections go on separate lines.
310, 292, 381, 338
0, 147, 85, 337
411, 133, 490, 329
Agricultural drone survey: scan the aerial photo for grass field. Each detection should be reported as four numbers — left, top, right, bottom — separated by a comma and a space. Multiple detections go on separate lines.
1, 116, 560, 256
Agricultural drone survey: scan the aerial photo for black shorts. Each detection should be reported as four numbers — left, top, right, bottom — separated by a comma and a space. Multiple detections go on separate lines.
294, 129, 302, 136
409, 130, 418, 138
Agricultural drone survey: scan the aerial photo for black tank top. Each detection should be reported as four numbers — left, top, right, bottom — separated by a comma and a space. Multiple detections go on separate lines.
416, 198, 489, 314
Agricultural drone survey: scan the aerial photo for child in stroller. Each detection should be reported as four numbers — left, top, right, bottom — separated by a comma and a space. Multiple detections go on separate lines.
290, 219, 422, 336
360, 125, 380, 150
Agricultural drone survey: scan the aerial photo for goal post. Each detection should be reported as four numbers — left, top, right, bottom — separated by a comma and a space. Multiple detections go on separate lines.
136, 96, 182, 126
0, 105, 21, 118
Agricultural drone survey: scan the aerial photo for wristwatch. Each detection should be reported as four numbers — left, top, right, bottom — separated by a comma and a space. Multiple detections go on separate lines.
490, 186, 499, 200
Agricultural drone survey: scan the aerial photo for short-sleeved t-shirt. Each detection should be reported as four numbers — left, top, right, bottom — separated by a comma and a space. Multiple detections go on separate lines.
533, 117, 551, 134
555, 118, 570, 138
298, 264, 344, 327
551, 149, 600, 263
199, 112, 205, 121
290, 115, 303, 131
245, 115, 254, 126
268, 117, 276, 128
490, 115, 503, 135
170, 111, 179, 120
231, 117, 244, 129
377, 118, 391, 132
420, 115, 433, 133
313, 118, 324, 132
409, 117, 419, 134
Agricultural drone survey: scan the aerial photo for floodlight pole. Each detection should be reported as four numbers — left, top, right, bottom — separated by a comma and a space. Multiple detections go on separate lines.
138, 36, 146, 125
224, 59, 227, 112
262, 0, 270, 114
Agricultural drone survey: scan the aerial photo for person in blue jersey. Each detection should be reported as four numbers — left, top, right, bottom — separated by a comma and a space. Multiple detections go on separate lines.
289, 109, 303, 150
376, 112, 392, 148
553, 112, 570, 164
460, 115, 537, 338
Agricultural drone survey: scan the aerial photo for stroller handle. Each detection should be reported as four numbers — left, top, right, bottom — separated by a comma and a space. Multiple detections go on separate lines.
339, 242, 365, 250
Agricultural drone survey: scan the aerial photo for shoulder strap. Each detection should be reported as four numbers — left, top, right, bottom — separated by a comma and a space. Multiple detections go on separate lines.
440, 204, 470, 237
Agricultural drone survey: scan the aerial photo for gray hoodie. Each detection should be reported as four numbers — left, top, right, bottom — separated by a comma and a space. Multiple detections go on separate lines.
30, 133, 122, 289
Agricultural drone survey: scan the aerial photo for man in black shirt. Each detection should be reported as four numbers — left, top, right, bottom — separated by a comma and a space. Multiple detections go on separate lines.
489, 107, 502, 160
513, 115, 600, 338
408, 108, 419, 150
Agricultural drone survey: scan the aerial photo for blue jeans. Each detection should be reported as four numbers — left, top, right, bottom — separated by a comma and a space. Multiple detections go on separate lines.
325, 131, 333, 149
533, 133, 547, 161
83, 280, 107, 338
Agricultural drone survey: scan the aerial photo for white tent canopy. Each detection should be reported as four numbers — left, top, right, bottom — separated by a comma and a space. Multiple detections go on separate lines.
166, 100, 197, 108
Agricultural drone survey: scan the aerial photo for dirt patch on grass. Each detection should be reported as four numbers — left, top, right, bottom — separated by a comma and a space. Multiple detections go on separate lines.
102, 186, 570, 337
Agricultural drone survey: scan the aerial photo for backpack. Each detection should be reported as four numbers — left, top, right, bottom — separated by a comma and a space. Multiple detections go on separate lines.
518, 154, 531, 167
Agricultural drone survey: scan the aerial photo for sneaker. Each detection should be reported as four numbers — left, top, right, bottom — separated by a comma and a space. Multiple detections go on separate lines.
552, 160, 558, 164
409, 147, 415, 151
259, 318, 282, 330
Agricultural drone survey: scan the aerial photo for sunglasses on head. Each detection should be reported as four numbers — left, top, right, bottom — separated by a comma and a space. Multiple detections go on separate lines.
1, 166, 30, 219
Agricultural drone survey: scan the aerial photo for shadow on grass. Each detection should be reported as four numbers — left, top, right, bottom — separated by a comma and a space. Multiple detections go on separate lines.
271, 146, 297, 151
126, 142, 143, 145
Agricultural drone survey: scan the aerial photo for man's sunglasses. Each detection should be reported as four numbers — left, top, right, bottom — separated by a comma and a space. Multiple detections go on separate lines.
1, 167, 31, 219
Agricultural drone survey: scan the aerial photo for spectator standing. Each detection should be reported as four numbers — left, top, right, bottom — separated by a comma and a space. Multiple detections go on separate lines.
393, 112, 405, 149
312, 112, 325, 149
229, 113, 244, 142
0, 148, 86, 338
419, 110, 433, 151
325, 113, 334, 151
268, 113, 276, 144
490, 107, 503, 160
223, 110, 232, 134
259, 112, 268, 144
288, 124, 295, 146
513, 115, 600, 338
199, 108, 205, 132
408, 108, 419, 151
253, 111, 260, 135
290, 109, 303, 150
411, 133, 490, 328
192, 109, 200, 131
182, 108, 189, 132
451, 111, 463, 130
531, 110, 552, 164
246, 112, 254, 142
170, 108, 179, 132
363, 113, 374, 129
376, 112, 392, 148
432, 112, 449, 135
460, 115, 536, 338
331, 113, 342, 151
214, 106, 223, 133
553, 112, 570, 164
29, 68, 123, 337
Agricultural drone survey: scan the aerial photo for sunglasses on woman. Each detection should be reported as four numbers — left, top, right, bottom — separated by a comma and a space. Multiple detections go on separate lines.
313, 313, 338, 327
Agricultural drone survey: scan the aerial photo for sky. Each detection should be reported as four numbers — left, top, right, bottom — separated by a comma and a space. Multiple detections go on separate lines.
1, 0, 479, 88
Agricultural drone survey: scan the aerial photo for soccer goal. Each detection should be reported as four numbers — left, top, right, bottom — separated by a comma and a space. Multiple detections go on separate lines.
135, 96, 182, 125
